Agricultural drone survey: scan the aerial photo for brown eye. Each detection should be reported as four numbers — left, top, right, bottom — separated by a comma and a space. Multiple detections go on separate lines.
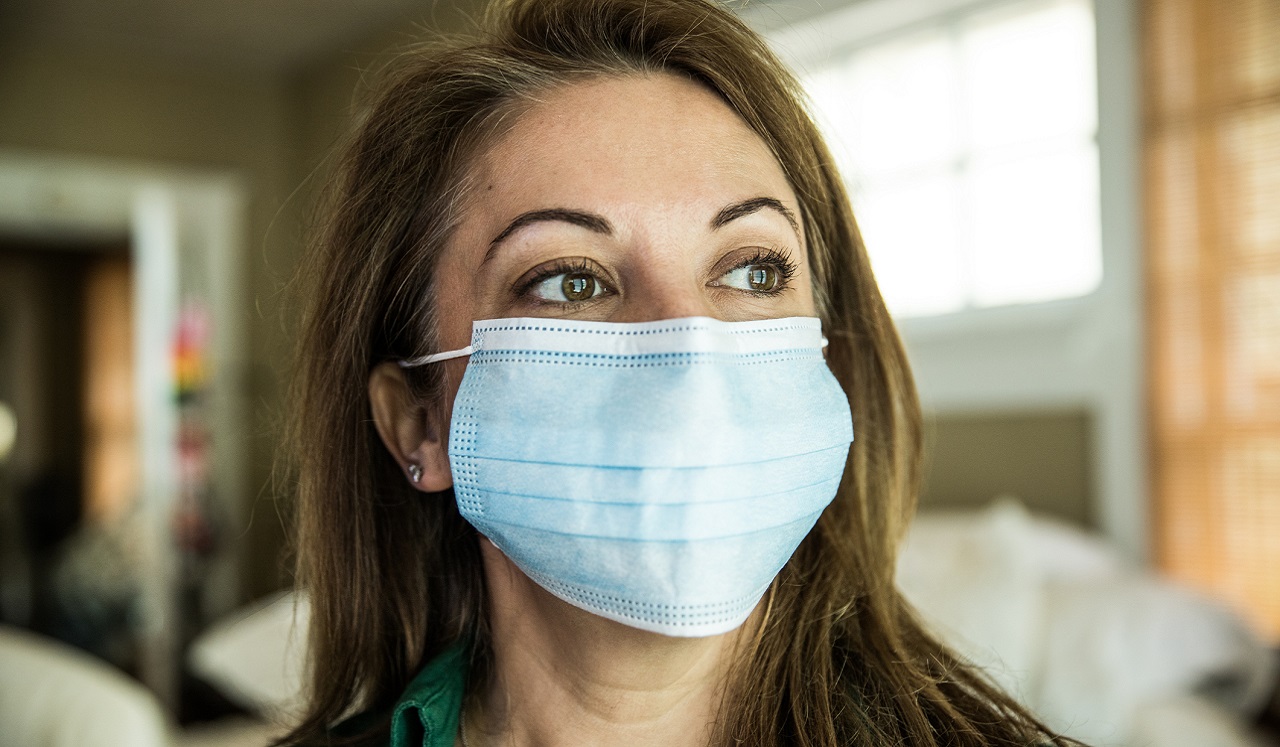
746, 264, 778, 291
561, 272, 597, 301
713, 250, 796, 295
528, 267, 607, 304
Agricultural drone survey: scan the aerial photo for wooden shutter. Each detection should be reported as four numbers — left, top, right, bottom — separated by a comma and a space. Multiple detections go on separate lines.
1145, 0, 1280, 638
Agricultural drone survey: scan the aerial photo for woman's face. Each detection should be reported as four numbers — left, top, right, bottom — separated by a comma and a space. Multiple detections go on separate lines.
433, 72, 817, 347
380, 72, 821, 494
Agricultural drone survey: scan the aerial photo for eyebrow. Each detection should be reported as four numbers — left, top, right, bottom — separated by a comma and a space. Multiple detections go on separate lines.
485, 208, 612, 263
483, 196, 801, 264
711, 197, 800, 239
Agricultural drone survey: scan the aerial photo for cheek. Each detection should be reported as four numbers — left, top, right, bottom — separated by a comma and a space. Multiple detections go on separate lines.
803, 273, 821, 315
423, 255, 482, 441
795, 253, 820, 316
431, 255, 482, 346
438, 357, 469, 433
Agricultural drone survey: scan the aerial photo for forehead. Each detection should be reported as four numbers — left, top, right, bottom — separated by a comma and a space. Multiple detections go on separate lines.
464, 73, 798, 229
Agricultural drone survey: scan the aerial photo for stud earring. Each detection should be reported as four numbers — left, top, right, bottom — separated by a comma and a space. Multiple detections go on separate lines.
407, 464, 423, 484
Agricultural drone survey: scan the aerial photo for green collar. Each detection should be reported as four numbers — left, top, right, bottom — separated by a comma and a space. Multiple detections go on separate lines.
389, 642, 468, 747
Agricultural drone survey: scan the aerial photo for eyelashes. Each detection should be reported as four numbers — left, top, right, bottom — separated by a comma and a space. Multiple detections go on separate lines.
511, 247, 799, 306
513, 257, 610, 304
736, 247, 798, 291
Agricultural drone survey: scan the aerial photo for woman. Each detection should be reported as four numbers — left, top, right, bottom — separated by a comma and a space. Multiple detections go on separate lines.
283, 0, 1076, 745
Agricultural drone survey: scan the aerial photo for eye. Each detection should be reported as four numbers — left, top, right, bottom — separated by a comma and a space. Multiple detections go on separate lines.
713, 248, 797, 295
721, 263, 780, 292
527, 269, 608, 303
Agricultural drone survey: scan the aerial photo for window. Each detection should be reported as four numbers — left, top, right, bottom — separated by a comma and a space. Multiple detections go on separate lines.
1146, 0, 1280, 639
799, 0, 1101, 318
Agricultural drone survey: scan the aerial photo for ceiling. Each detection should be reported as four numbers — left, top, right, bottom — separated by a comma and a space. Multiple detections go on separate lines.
0, 0, 478, 75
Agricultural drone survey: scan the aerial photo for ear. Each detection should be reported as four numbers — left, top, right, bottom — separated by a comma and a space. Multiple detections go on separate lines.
368, 362, 453, 492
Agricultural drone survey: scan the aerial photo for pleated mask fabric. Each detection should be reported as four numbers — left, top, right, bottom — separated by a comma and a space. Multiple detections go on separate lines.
418, 315, 854, 637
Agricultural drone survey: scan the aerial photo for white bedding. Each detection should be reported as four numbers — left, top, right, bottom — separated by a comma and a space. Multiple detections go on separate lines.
0, 625, 169, 747
899, 499, 1279, 746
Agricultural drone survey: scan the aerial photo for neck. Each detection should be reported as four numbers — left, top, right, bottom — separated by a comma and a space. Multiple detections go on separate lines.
470, 538, 754, 747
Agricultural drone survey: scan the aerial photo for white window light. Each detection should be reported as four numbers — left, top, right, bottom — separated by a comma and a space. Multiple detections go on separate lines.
798, 0, 1102, 318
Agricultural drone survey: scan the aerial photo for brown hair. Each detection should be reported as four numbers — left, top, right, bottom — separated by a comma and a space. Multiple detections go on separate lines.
283, 0, 1077, 745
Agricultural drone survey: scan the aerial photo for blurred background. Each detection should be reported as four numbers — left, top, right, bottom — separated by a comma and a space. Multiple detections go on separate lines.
0, 0, 1276, 745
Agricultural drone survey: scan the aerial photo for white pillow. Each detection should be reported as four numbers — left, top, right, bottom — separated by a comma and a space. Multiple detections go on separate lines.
187, 590, 310, 720
1021, 511, 1126, 583
900, 499, 1279, 747
1130, 694, 1272, 747
1029, 576, 1279, 745
897, 499, 1046, 701
0, 625, 169, 747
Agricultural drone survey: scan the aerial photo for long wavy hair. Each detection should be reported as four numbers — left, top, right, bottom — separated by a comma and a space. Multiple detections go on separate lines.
283, 0, 1076, 745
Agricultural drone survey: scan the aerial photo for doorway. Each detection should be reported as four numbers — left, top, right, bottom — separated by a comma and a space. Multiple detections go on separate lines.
0, 238, 143, 673
0, 152, 249, 710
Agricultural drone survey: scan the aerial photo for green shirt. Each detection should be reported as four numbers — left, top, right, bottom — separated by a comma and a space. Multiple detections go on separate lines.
349, 642, 1061, 747
380, 642, 468, 747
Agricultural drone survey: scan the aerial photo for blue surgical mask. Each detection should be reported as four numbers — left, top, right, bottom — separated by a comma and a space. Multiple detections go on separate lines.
401, 316, 853, 637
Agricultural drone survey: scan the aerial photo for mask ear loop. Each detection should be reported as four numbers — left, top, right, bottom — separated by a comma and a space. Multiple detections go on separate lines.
399, 346, 473, 368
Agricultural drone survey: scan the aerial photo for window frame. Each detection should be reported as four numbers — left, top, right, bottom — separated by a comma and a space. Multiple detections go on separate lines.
748, 0, 1150, 561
